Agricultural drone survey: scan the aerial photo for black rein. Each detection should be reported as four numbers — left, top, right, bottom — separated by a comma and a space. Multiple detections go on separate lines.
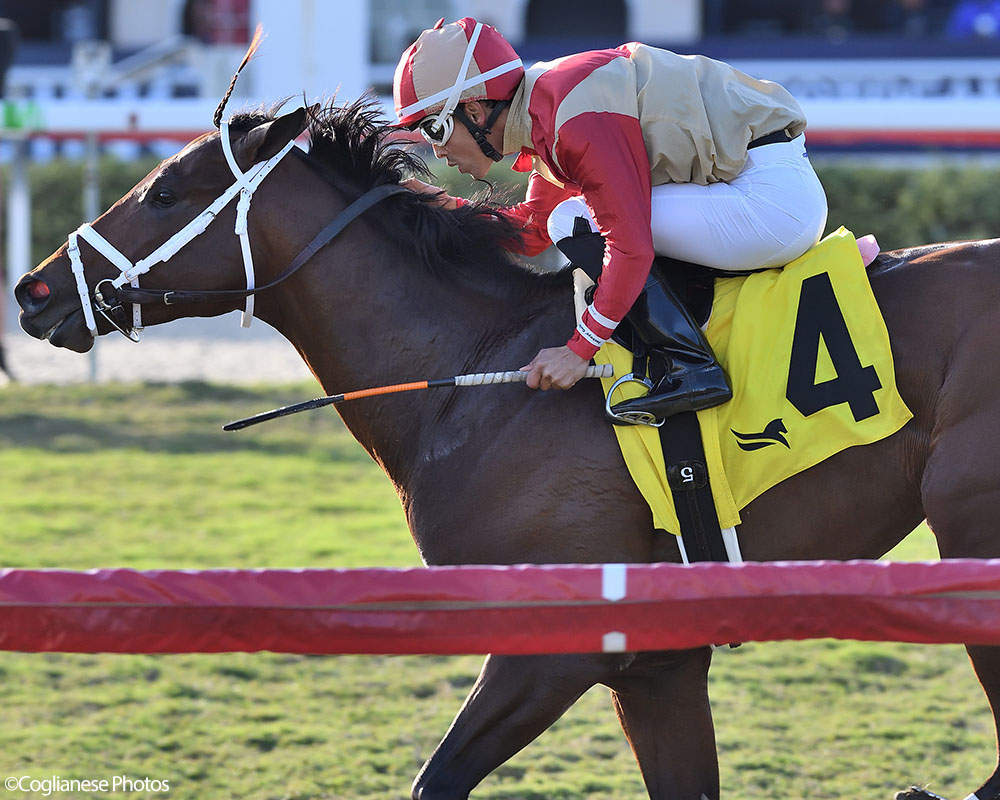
114, 182, 408, 307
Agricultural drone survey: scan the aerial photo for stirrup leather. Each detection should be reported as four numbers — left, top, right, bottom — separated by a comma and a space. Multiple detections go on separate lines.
605, 373, 664, 428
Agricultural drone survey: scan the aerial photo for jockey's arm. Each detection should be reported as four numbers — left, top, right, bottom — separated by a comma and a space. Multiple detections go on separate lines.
555, 111, 655, 362
520, 112, 655, 390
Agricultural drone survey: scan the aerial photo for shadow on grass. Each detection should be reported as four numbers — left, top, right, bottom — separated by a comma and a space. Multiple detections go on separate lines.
0, 381, 371, 460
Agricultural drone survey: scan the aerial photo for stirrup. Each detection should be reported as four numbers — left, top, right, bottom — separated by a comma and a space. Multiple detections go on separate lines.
605, 374, 664, 428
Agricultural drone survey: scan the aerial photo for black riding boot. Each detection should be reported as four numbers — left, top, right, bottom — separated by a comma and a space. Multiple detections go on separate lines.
556, 229, 731, 426
610, 268, 732, 424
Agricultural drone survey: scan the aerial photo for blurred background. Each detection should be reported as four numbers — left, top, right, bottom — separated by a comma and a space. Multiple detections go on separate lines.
2, 0, 1000, 383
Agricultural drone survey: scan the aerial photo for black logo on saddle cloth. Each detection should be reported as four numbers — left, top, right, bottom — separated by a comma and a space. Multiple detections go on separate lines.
731, 418, 790, 451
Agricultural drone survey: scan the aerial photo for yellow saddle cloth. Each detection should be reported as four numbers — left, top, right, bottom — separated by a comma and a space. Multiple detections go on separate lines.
595, 227, 912, 535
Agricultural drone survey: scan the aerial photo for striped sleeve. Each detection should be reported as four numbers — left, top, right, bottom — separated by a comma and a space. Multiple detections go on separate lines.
556, 111, 654, 360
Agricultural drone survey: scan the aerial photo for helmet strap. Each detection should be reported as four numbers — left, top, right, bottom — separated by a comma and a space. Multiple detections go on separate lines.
454, 101, 508, 162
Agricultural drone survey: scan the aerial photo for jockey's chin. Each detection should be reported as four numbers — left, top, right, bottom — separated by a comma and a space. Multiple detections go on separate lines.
448, 157, 492, 181
438, 145, 494, 181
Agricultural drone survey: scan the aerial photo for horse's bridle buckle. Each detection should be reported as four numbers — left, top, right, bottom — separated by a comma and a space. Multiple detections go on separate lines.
94, 279, 140, 342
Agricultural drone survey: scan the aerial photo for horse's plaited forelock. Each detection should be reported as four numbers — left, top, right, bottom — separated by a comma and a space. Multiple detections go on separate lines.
214, 24, 264, 129
227, 95, 573, 297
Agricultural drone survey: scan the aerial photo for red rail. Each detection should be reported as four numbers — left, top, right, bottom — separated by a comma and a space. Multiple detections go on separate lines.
2, 560, 999, 655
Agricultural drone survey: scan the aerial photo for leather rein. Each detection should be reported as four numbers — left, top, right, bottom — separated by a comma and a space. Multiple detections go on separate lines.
66, 120, 407, 341
115, 182, 407, 308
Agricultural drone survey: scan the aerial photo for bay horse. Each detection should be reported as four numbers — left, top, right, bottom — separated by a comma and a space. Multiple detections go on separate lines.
13, 97, 1000, 800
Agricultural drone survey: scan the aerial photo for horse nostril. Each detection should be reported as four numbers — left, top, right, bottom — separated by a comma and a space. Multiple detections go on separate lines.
27, 280, 50, 300
15, 277, 52, 312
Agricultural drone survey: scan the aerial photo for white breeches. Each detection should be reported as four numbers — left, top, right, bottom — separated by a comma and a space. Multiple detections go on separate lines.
546, 135, 829, 272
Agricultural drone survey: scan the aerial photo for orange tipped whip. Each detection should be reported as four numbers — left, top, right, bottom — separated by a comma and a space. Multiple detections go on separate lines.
224, 364, 614, 431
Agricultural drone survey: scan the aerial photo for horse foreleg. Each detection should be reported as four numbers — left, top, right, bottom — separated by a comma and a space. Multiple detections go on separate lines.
411, 652, 631, 800
604, 648, 719, 800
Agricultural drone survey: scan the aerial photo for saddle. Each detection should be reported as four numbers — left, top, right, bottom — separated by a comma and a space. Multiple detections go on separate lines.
603, 234, 880, 402
602, 256, 721, 353
596, 234, 882, 564
594, 229, 908, 563
607, 230, 881, 350
584, 255, 738, 564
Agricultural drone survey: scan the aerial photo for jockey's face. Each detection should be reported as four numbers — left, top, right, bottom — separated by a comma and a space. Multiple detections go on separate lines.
428, 101, 502, 181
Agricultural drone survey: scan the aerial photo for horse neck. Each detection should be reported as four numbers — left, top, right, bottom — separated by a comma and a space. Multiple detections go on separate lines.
263, 221, 572, 489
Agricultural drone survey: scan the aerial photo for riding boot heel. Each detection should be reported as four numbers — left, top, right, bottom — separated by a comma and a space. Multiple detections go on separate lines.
609, 270, 731, 425
555, 232, 732, 426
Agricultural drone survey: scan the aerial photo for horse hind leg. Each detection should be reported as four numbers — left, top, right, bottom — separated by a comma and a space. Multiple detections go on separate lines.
950, 645, 1000, 800
895, 788, 953, 800
919, 330, 1000, 800
411, 652, 631, 800
604, 648, 719, 800
892, 665, 1000, 799
920, 527, 1000, 800
918, 563, 1000, 799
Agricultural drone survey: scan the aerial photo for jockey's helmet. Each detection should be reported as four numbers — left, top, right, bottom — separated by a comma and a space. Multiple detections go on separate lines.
393, 17, 524, 152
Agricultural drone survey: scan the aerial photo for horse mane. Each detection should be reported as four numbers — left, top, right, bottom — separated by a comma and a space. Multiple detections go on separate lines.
226, 96, 573, 296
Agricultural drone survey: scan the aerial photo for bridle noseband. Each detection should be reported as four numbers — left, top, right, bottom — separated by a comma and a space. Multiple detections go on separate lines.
65, 119, 406, 341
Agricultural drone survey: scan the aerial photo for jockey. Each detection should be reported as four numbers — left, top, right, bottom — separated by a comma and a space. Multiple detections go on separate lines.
394, 17, 828, 424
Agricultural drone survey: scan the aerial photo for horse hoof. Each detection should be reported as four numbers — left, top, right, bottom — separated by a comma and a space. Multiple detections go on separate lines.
894, 787, 949, 800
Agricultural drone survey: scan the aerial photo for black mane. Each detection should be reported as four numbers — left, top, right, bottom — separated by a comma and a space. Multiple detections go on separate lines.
228, 97, 572, 296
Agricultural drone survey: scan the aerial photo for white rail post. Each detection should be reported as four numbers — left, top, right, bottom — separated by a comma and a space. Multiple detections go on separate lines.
74, 40, 111, 383
5, 134, 29, 295
84, 130, 99, 381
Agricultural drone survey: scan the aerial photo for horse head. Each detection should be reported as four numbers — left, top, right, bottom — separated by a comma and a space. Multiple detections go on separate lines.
15, 106, 310, 354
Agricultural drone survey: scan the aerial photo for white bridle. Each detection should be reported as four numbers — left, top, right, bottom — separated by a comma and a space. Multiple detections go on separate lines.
66, 119, 298, 340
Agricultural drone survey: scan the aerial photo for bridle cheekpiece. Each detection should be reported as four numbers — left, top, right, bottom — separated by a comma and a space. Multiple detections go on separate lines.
66, 120, 297, 340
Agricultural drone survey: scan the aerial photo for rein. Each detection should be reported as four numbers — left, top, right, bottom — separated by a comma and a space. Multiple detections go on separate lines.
117, 182, 407, 307
66, 120, 406, 341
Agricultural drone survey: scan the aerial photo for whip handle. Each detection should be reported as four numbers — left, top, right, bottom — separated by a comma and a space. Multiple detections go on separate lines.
453, 364, 613, 386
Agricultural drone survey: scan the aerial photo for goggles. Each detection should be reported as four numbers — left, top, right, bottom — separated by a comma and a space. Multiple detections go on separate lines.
419, 113, 454, 146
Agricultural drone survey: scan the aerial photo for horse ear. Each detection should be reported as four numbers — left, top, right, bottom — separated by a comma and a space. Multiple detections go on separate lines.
234, 106, 309, 167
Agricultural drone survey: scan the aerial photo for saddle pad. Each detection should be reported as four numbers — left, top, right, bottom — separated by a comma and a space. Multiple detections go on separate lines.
594, 227, 913, 536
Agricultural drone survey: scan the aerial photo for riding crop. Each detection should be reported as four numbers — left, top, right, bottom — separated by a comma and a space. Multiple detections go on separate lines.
223, 364, 615, 430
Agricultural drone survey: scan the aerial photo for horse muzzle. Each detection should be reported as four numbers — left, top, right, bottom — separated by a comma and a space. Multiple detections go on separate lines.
15, 273, 96, 353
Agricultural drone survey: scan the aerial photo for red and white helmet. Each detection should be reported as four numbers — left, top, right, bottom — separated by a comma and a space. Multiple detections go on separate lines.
393, 17, 524, 144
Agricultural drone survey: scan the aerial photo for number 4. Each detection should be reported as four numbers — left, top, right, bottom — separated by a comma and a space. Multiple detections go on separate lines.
786, 272, 881, 422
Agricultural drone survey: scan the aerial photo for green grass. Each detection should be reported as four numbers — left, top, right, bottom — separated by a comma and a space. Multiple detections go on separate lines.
0, 383, 991, 799
0, 382, 413, 570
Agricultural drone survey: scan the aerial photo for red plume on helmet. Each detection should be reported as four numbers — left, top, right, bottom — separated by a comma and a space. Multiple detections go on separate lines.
393, 17, 524, 129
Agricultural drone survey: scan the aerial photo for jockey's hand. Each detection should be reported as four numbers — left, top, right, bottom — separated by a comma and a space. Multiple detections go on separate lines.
521, 346, 590, 390
402, 178, 460, 210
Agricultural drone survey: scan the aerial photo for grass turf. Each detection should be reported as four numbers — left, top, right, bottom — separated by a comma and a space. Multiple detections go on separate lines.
0, 382, 990, 799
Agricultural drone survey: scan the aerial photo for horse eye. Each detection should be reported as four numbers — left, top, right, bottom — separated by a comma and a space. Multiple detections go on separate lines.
150, 188, 176, 208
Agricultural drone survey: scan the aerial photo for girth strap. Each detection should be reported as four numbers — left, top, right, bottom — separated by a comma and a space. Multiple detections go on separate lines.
660, 411, 729, 563
116, 183, 408, 306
